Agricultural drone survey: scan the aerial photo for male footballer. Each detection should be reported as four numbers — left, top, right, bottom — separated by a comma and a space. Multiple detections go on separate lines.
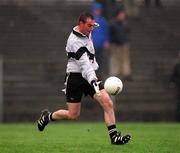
37, 12, 131, 145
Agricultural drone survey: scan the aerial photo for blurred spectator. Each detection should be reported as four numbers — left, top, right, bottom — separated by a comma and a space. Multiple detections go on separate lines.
94, 0, 117, 19
144, 0, 163, 8
109, 8, 132, 80
91, 2, 110, 76
170, 52, 180, 121
123, 0, 140, 18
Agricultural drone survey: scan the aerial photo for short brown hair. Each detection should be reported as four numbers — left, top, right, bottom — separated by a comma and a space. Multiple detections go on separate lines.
78, 12, 94, 24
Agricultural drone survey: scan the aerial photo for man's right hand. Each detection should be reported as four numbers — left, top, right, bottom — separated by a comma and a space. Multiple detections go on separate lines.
91, 80, 101, 96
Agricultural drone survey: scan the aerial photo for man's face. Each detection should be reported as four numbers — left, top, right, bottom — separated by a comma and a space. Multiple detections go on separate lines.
117, 12, 126, 21
79, 17, 96, 36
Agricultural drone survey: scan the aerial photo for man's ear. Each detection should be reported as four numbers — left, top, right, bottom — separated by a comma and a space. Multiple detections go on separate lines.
79, 21, 84, 26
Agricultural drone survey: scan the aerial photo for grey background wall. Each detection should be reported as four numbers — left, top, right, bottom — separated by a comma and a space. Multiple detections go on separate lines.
0, 0, 180, 122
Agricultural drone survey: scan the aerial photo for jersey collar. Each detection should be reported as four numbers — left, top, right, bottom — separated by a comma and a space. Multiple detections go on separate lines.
72, 26, 87, 38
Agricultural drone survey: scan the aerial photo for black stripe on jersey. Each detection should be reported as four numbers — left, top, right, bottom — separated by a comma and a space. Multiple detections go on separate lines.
67, 47, 94, 60
72, 30, 86, 38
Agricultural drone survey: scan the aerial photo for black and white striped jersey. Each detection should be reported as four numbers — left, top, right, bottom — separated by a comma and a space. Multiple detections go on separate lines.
65, 26, 99, 84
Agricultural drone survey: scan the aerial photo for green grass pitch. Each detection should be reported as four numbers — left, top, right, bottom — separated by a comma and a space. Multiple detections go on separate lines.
0, 122, 180, 153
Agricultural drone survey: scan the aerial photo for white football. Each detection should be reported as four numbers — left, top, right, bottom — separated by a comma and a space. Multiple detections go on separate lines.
104, 76, 123, 95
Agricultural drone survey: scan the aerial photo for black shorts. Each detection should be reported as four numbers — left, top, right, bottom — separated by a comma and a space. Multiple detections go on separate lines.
66, 72, 103, 103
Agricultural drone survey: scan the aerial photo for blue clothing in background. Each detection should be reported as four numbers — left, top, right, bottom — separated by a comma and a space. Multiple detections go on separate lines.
92, 16, 109, 48
91, 2, 110, 76
109, 20, 129, 45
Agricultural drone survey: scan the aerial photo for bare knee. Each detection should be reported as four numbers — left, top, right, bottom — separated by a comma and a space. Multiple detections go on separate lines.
104, 99, 113, 110
68, 111, 80, 120
95, 90, 114, 111
100, 96, 114, 111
